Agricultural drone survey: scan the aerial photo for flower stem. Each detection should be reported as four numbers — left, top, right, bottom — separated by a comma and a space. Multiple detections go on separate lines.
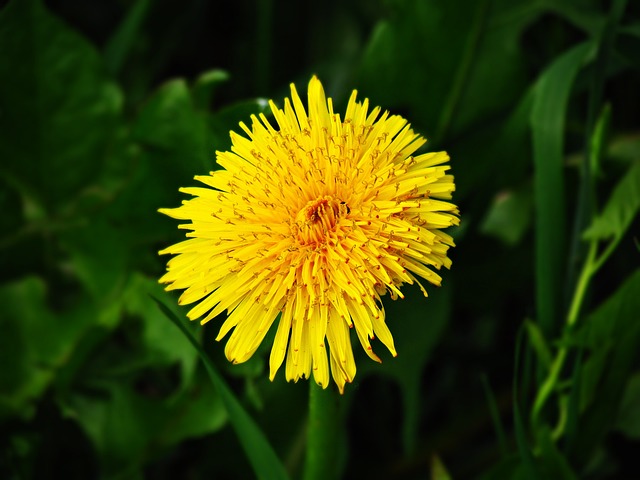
303, 382, 340, 480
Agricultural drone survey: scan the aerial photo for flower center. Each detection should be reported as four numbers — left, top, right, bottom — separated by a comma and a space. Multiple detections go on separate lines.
295, 196, 348, 245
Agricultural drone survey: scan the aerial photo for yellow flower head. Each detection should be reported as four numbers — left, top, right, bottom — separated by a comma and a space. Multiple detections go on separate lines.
159, 76, 459, 393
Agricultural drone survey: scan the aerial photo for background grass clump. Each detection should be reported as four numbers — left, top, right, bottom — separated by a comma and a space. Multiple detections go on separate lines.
1, 0, 639, 478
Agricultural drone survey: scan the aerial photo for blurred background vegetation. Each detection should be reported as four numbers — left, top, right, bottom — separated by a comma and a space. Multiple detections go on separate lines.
1, 0, 639, 478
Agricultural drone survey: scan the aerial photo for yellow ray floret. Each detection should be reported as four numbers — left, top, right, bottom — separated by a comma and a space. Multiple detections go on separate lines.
159, 76, 459, 393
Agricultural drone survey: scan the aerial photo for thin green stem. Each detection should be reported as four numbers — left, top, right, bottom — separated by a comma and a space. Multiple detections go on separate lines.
532, 241, 597, 426
303, 382, 340, 480
566, 241, 597, 328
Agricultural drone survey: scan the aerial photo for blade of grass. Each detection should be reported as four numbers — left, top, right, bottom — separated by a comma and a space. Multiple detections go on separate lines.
531, 41, 594, 338
481, 374, 508, 457
524, 319, 553, 371
104, 0, 151, 75
152, 296, 290, 480
513, 327, 540, 480
538, 426, 578, 480
434, 0, 489, 142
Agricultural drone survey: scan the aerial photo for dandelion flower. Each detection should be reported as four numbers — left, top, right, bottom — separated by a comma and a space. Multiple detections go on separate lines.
159, 76, 459, 393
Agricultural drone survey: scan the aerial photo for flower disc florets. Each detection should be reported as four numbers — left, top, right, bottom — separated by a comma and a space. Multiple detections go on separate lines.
159, 76, 459, 392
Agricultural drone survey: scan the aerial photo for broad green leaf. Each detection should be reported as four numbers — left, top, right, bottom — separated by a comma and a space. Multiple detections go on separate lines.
130, 78, 215, 238
133, 78, 211, 175
64, 372, 226, 476
0, 0, 122, 210
582, 161, 640, 240
57, 219, 129, 304
152, 297, 290, 480
0, 277, 101, 420
531, 41, 594, 336
480, 185, 533, 246
122, 274, 199, 392
358, 0, 533, 140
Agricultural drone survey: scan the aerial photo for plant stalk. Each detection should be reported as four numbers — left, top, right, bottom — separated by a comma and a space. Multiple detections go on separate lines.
303, 382, 340, 480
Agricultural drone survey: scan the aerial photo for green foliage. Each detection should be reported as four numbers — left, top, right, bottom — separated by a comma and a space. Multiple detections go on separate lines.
531, 41, 593, 336
153, 298, 289, 480
583, 161, 640, 240
0, 0, 638, 478
0, 0, 122, 211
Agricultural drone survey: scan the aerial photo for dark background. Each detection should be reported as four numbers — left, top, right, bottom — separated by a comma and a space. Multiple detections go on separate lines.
1, 0, 640, 478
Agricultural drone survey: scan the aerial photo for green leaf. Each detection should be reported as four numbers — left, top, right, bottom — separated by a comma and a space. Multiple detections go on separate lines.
513, 328, 540, 480
431, 454, 453, 480
0, 277, 102, 420
192, 69, 230, 110
152, 297, 290, 480
133, 78, 211, 175
358, 0, 534, 141
0, 0, 122, 210
614, 372, 640, 439
524, 319, 553, 371
481, 374, 508, 457
480, 185, 533, 246
64, 372, 227, 476
478, 456, 529, 480
537, 426, 578, 480
122, 274, 199, 392
569, 269, 640, 462
582, 161, 640, 240
531, 41, 594, 336
57, 219, 129, 304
